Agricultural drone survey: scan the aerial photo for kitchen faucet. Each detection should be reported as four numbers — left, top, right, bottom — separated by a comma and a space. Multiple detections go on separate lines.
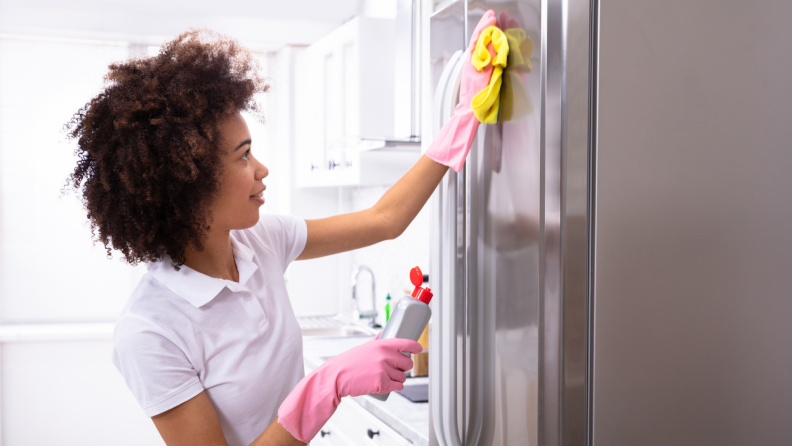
351, 265, 380, 328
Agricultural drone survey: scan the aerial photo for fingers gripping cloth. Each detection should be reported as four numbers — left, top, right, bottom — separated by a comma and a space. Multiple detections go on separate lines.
425, 10, 498, 173
470, 26, 510, 124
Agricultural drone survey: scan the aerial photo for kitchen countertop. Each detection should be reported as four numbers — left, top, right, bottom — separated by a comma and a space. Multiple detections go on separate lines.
302, 336, 430, 446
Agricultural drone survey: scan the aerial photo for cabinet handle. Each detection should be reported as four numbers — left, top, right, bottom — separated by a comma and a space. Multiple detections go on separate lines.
310, 163, 319, 171
366, 428, 380, 439
320, 430, 330, 438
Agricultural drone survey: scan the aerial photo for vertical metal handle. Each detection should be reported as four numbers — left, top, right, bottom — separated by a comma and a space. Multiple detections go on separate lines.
462, 123, 495, 446
430, 50, 463, 446
432, 50, 463, 137
430, 50, 466, 446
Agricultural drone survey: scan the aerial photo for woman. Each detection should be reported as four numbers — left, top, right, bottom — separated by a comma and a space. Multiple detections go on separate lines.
67, 11, 499, 446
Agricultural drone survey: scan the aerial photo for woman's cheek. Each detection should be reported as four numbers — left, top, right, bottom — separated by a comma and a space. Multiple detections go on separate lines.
235, 171, 250, 195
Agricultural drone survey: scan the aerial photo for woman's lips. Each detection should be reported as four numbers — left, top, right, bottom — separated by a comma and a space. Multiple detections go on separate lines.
250, 186, 265, 205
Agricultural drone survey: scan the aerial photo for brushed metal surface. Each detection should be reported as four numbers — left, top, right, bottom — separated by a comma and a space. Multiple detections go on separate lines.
560, 0, 594, 444
592, 0, 792, 444
540, 0, 563, 443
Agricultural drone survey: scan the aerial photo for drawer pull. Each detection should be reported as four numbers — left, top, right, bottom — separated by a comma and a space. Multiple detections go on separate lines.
320, 430, 330, 438
367, 428, 380, 439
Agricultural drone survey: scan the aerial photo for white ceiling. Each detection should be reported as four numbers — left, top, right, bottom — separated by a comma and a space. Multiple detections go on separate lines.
0, 0, 362, 52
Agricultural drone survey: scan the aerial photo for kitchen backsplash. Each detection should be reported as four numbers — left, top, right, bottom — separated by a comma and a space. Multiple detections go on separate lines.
349, 185, 431, 327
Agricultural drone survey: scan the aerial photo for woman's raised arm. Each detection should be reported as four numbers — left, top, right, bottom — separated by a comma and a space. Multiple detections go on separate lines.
297, 10, 501, 261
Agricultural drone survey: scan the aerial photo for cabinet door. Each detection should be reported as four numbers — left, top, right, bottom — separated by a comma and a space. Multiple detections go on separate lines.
295, 45, 326, 177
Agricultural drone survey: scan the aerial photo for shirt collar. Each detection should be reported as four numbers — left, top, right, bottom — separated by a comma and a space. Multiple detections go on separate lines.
147, 234, 259, 308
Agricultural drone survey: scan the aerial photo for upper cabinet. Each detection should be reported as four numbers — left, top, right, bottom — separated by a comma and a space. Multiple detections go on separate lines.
294, 3, 421, 188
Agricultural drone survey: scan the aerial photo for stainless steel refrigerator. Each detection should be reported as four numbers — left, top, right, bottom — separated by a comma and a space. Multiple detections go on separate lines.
425, 0, 792, 445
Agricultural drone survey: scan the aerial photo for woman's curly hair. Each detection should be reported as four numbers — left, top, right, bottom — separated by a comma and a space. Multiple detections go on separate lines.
66, 29, 268, 269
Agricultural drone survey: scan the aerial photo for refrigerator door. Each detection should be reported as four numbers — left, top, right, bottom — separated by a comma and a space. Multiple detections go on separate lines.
591, 0, 792, 444
428, 1, 543, 445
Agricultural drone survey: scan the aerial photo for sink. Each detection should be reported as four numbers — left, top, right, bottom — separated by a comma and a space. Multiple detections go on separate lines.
298, 315, 378, 338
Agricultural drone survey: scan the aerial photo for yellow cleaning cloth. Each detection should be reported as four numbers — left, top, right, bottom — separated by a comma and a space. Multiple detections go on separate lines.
504, 28, 533, 73
500, 28, 535, 121
470, 26, 510, 124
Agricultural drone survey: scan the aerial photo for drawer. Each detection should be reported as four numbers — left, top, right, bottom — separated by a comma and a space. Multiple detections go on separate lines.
317, 398, 412, 446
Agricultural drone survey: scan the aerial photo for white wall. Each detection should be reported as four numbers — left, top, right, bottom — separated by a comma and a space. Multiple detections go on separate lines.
0, 37, 162, 445
0, 38, 146, 324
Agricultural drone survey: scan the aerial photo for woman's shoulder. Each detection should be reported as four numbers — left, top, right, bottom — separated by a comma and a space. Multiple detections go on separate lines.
114, 272, 187, 343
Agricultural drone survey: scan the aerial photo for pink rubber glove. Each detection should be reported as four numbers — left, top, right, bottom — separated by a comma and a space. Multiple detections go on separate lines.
425, 10, 498, 172
277, 337, 422, 443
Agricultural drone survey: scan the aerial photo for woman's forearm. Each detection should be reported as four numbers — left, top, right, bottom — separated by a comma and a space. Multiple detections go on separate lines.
372, 155, 449, 239
298, 155, 448, 260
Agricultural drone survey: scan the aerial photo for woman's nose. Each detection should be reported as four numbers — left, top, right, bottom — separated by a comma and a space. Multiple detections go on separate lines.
256, 160, 269, 180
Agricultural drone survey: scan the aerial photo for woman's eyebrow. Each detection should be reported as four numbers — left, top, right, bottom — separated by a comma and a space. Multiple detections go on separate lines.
234, 139, 252, 151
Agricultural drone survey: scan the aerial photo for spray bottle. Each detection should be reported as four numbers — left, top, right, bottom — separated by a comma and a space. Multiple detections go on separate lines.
369, 266, 433, 401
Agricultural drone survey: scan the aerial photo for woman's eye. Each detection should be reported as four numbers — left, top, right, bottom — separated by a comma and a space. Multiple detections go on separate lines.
242, 148, 251, 160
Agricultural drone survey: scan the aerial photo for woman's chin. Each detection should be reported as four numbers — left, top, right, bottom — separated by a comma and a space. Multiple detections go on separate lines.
247, 211, 262, 227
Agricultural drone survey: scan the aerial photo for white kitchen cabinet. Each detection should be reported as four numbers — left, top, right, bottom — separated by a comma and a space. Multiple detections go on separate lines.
294, 16, 420, 188
314, 398, 413, 445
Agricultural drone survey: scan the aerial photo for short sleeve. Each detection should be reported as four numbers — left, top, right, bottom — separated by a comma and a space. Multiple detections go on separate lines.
246, 214, 308, 270
112, 316, 204, 417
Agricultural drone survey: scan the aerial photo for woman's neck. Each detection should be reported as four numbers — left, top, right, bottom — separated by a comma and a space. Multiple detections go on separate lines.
182, 229, 239, 282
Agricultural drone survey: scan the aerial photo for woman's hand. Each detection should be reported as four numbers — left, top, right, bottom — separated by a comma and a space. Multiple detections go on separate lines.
277, 337, 422, 442
424, 9, 499, 172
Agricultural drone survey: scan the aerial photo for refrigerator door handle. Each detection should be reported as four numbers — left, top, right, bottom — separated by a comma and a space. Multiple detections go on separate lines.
430, 53, 451, 446
431, 50, 466, 446
433, 50, 463, 137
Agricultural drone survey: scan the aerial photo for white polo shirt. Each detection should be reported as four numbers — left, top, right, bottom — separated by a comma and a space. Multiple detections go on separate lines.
112, 215, 307, 446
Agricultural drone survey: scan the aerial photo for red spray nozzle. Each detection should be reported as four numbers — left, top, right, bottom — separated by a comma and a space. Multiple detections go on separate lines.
409, 267, 433, 304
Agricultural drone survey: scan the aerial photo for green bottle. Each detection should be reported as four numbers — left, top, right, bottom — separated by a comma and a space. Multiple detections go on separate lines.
385, 294, 392, 322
